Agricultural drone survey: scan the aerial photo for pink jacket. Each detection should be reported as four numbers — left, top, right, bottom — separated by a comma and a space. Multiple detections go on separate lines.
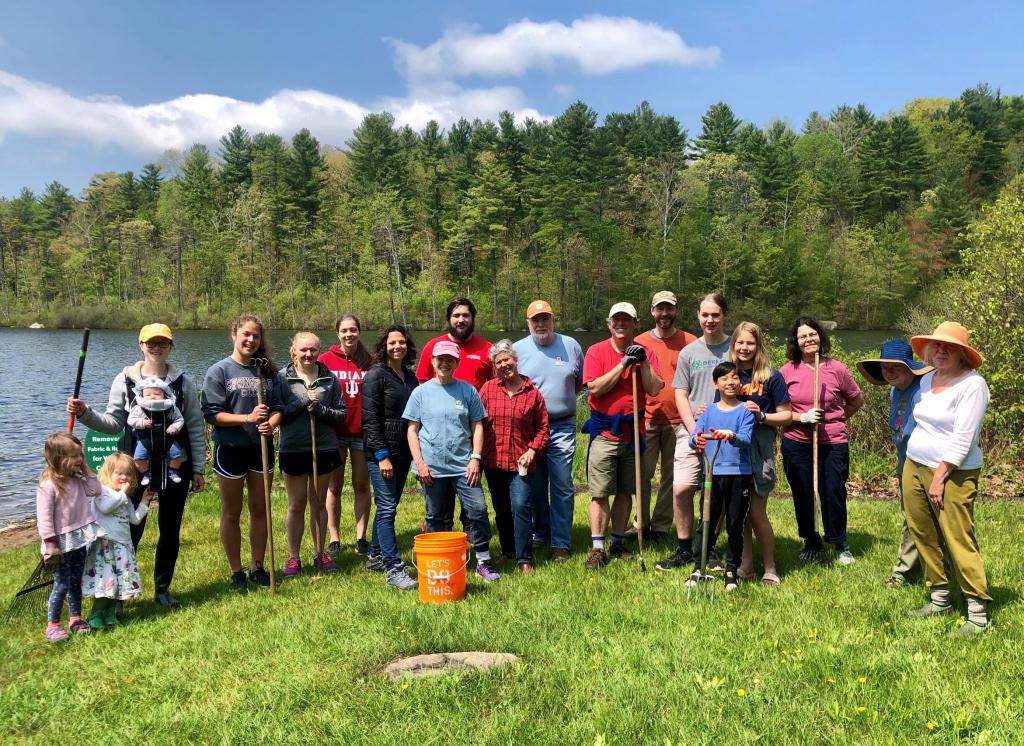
36, 474, 101, 558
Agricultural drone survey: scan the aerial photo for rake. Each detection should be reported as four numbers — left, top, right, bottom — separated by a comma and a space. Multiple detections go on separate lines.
686, 436, 724, 602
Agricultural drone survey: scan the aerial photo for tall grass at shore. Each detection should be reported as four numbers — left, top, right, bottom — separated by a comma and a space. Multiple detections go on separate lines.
1, 480, 1021, 743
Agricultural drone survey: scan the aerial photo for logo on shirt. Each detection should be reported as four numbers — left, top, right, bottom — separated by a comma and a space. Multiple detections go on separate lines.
455, 400, 464, 409
332, 369, 364, 398
554, 356, 564, 365
467, 355, 481, 361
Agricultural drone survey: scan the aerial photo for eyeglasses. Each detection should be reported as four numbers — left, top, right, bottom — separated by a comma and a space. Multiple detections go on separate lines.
143, 340, 171, 349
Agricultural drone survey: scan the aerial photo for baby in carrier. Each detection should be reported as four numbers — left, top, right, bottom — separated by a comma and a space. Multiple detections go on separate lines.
128, 377, 185, 486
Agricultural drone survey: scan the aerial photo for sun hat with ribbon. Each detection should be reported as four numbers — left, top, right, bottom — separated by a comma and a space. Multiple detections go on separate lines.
910, 321, 984, 370
857, 339, 932, 386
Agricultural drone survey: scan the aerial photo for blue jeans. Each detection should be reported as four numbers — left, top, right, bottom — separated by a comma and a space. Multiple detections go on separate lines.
484, 467, 537, 564
422, 474, 492, 553
368, 455, 412, 570
133, 440, 185, 462
531, 417, 576, 549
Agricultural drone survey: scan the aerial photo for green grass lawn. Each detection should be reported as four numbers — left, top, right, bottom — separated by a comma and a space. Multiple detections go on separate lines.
2, 482, 1021, 744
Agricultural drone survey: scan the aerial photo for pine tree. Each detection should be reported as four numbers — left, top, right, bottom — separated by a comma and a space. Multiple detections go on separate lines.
219, 125, 253, 196
695, 102, 741, 155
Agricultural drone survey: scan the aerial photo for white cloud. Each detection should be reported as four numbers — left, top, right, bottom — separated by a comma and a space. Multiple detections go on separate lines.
0, 16, 717, 158
390, 16, 719, 82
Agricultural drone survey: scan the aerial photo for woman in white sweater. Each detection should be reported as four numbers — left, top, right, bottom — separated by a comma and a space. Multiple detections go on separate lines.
903, 321, 991, 634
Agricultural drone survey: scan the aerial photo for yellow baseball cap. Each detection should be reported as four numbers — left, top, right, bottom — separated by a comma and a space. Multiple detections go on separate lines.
139, 323, 174, 343
526, 300, 554, 319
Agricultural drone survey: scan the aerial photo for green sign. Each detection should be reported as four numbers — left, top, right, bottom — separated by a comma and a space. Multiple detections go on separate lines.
84, 428, 124, 473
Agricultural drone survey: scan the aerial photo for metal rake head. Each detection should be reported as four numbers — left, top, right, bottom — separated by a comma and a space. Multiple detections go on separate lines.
685, 571, 718, 602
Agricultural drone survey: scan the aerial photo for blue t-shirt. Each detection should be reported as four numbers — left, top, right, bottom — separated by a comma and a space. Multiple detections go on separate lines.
402, 379, 487, 478
890, 379, 922, 472
513, 333, 583, 420
689, 402, 755, 476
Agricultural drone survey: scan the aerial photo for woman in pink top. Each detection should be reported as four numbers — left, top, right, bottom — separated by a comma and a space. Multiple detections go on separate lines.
780, 317, 863, 565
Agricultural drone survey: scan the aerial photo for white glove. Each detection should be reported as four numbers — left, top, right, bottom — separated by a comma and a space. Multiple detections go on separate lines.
800, 408, 824, 424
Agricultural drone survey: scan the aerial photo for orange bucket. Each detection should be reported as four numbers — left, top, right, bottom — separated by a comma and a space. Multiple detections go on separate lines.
412, 531, 469, 604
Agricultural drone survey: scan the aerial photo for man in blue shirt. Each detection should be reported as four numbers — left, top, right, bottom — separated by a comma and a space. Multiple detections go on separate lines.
514, 300, 584, 560
858, 339, 932, 588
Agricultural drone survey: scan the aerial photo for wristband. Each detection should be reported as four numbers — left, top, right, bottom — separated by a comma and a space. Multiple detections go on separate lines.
470, 453, 482, 461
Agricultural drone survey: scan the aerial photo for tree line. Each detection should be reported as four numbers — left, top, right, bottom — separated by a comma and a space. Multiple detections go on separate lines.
1, 83, 1022, 332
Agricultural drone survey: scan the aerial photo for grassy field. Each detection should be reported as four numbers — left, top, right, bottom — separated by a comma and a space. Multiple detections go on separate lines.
1, 478, 1022, 745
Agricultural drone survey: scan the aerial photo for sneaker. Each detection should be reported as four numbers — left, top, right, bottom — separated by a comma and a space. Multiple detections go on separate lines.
154, 590, 181, 608
956, 620, 990, 636
355, 539, 370, 556
837, 549, 856, 566
518, 562, 535, 575
283, 557, 301, 577
167, 469, 182, 484
230, 570, 248, 592
45, 624, 68, 643
684, 570, 702, 588
365, 553, 386, 573
475, 560, 501, 582
655, 547, 694, 572
706, 546, 723, 572
327, 541, 342, 561
551, 548, 570, 562
907, 602, 954, 618
386, 566, 418, 591
140, 472, 151, 487
609, 542, 634, 560
249, 567, 271, 587
316, 552, 338, 572
724, 570, 739, 592
584, 548, 608, 570
68, 617, 91, 635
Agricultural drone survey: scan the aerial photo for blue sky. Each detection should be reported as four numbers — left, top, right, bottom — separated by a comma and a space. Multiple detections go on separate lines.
1, 0, 1022, 198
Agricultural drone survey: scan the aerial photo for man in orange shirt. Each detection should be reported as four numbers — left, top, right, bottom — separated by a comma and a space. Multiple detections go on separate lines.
635, 291, 695, 544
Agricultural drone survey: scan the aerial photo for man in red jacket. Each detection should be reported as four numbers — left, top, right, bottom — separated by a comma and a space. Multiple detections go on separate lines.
416, 297, 493, 389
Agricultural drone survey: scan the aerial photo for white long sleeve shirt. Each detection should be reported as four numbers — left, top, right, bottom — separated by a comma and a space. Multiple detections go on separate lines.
90, 487, 150, 545
906, 370, 989, 470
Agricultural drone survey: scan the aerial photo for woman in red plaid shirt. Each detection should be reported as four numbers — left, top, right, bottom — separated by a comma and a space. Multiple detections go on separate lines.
480, 340, 551, 574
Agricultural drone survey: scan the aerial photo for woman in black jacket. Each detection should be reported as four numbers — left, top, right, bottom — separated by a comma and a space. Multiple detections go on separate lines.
361, 324, 419, 590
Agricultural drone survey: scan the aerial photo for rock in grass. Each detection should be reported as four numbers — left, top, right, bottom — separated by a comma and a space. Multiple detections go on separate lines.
386, 652, 521, 680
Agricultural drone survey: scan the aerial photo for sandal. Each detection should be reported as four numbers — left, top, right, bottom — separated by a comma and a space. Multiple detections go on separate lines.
68, 617, 91, 635
738, 568, 757, 581
761, 572, 781, 586
45, 624, 68, 643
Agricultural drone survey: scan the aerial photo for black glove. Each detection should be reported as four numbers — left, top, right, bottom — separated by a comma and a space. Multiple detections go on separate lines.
624, 344, 647, 364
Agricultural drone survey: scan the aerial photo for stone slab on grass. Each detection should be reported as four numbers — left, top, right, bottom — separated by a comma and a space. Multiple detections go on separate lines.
386, 652, 521, 680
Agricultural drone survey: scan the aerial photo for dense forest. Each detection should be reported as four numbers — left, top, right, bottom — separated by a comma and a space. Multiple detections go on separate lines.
1, 83, 1022, 332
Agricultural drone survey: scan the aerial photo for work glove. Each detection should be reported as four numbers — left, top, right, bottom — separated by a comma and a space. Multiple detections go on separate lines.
692, 430, 706, 451
800, 408, 824, 424
624, 345, 647, 364
711, 428, 736, 442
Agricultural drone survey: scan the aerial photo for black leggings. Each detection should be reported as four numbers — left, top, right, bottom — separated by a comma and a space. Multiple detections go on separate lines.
48, 546, 87, 623
693, 474, 752, 572
129, 468, 190, 592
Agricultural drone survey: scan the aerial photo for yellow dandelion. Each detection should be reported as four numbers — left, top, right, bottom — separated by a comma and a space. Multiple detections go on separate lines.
857, 676, 866, 684
737, 689, 747, 697
400, 682, 409, 690
927, 721, 936, 730
857, 707, 866, 713
827, 677, 836, 684
558, 667, 566, 672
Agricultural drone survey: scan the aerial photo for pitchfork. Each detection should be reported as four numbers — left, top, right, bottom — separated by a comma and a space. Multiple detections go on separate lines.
686, 434, 725, 602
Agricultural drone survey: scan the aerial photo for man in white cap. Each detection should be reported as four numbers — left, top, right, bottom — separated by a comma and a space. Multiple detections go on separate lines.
514, 301, 584, 561
580, 302, 664, 569
634, 291, 695, 544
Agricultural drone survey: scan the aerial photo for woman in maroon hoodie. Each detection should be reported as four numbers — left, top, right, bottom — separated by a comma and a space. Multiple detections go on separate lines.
319, 314, 374, 557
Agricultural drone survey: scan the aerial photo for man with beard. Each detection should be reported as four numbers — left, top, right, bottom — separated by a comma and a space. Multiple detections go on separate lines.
514, 300, 584, 560
581, 302, 663, 569
634, 291, 695, 545
416, 297, 494, 390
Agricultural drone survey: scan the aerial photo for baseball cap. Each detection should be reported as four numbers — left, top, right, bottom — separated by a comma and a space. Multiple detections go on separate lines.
608, 302, 638, 319
433, 340, 461, 358
526, 300, 554, 319
651, 290, 677, 307
139, 323, 173, 343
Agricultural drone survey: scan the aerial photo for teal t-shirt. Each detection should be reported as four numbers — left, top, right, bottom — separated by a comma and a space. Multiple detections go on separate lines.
402, 379, 487, 478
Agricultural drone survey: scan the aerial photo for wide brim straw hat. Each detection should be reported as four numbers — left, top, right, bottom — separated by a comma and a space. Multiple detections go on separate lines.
910, 321, 984, 369
857, 338, 932, 386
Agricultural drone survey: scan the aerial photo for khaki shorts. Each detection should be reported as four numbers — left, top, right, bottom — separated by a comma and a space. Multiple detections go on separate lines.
587, 436, 635, 498
673, 427, 703, 487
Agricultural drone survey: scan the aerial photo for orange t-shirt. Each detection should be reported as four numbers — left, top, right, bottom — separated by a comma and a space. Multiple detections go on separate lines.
635, 328, 696, 426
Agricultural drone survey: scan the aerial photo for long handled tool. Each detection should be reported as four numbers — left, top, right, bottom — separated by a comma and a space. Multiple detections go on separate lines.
812, 351, 822, 550
253, 358, 277, 593
3, 329, 90, 623
308, 409, 325, 565
687, 436, 724, 602
630, 366, 646, 572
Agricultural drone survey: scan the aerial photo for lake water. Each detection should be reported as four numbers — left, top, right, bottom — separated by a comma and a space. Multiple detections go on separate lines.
0, 326, 893, 526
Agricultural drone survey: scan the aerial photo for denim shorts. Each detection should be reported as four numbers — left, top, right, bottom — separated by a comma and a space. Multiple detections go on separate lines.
337, 437, 365, 452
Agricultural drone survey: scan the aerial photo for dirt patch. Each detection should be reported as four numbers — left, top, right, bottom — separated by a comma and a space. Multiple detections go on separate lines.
0, 520, 37, 551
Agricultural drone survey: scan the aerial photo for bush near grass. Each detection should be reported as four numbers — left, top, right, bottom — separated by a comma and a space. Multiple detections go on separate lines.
1, 479, 1021, 743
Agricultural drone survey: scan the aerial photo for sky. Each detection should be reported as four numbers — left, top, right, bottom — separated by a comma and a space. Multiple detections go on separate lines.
1, 0, 1023, 198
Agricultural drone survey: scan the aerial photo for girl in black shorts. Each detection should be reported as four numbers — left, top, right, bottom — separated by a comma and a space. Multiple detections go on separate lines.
278, 332, 346, 577
201, 314, 284, 591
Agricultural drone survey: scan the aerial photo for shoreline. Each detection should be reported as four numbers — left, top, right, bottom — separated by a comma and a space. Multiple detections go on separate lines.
0, 519, 37, 551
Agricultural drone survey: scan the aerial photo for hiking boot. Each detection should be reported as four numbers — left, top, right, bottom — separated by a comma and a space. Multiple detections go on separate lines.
230, 570, 248, 593
655, 547, 694, 572
386, 566, 419, 590
907, 602, 954, 618
283, 557, 301, 577
551, 548, 570, 562
355, 539, 370, 556
365, 554, 386, 573
249, 567, 271, 587
884, 575, 906, 589
155, 590, 180, 608
327, 541, 341, 561
609, 541, 634, 560
724, 570, 740, 592
584, 548, 608, 570
956, 620, 990, 636
315, 552, 338, 572
475, 560, 500, 582
518, 562, 535, 575
706, 546, 723, 572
